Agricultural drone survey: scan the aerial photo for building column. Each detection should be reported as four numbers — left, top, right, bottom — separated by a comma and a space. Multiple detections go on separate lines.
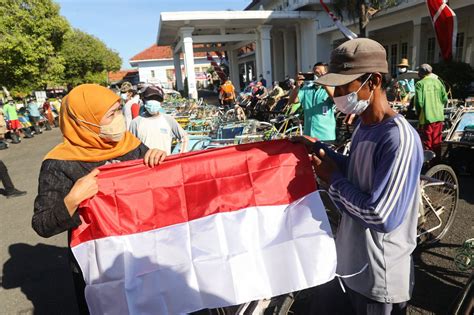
316, 33, 331, 65
298, 19, 318, 72
180, 27, 197, 99
271, 31, 285, 82
172, 47, 184, 91
412, 18, 422, 70
255, 31, 263, 82
229, 49, 240, 92
295, 24, 302, 72
283, 29, 296, 77
258, 25, 272, 87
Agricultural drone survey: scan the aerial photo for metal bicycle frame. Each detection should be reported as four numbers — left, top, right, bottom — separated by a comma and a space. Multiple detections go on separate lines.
417, 175, 457, 238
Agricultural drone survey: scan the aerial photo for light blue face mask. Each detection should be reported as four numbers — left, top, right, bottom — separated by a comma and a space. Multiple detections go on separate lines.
144, 100, 163, 115
120, 93, 128, 101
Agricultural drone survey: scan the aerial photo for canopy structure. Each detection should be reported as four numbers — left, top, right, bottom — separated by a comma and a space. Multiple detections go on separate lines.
157, 10, 318, 98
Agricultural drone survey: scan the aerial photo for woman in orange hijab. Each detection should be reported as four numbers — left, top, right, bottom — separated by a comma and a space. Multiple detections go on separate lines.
32, 84, 166, 314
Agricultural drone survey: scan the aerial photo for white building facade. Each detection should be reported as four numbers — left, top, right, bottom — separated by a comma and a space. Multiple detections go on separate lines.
129, 45, 211, 90
156, 0, 473, 98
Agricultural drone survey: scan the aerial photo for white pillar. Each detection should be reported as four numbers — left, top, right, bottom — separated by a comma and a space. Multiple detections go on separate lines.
295, 24, 302, 72
181, 27, 198, 99
272, 31, 285, 82
298, 19, 318, 72
316, 33, 331, 65
229, 49, 240, 92
412, 18, 422, 70
172, 47, 184, 91
283, 29, 297, 77
255, 31, 263, 82
258, 25, 273, 87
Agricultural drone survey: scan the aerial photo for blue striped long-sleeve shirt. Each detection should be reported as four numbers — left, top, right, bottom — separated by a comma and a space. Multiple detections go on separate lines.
319, 115, 423, 233
315, 114, 423, 303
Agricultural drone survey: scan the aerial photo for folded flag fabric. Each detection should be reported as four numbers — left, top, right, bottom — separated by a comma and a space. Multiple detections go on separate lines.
71, 140, 337, 314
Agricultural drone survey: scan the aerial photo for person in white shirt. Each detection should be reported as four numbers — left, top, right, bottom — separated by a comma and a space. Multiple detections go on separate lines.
120, 82, 141, 130
129, 86, 188, 155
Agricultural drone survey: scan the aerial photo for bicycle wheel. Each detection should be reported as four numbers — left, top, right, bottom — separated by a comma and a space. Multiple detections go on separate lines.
418, 164, 459, 245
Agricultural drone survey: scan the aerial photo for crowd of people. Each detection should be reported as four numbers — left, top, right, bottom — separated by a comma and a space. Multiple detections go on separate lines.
216, 52, 448, 162
0, 96, 62, 199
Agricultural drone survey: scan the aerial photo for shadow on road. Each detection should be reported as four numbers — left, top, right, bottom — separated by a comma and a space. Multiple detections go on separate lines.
459, 175, 474, 205
0, 243, 79, 315
411, 243, 470, 314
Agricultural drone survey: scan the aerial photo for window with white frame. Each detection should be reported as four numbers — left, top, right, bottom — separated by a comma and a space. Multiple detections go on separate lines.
390, 44, 398, 75
401, 42, 408, 60
427, 37, 436, 64
454, 32, 464, 62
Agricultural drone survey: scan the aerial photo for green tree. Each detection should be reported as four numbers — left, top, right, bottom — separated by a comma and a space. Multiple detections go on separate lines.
0, 0, 69, 93
60, 29, 121, 87
331, 0, 400, 37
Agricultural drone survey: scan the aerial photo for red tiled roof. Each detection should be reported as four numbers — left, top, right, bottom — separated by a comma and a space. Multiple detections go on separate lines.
130, 44, 208, 61
108, 69, 138, 82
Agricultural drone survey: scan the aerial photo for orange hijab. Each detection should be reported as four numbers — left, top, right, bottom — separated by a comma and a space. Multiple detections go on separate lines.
44, 84, 141, 162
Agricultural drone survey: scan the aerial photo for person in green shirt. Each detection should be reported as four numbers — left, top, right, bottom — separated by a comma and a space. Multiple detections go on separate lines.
414, 63, 447, 158
3, 99, 23, 142
288, 62, 336, 141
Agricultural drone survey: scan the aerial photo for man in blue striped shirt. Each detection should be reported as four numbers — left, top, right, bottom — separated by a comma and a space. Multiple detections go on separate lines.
295, 38, 423, 314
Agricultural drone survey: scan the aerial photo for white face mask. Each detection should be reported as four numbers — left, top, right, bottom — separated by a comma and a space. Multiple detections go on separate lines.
333, 74, 373, 115
398, 67, 407, 74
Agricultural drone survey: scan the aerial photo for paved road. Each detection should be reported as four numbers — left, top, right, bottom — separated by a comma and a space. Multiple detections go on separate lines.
0, 129, 78, 315
0, 128, 472, 314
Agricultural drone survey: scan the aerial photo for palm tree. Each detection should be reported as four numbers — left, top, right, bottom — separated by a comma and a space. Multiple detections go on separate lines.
331, 0, 400, 37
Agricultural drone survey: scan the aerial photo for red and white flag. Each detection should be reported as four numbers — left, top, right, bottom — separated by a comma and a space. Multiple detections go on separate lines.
206, 52, 227, 83
426, 0, 457, 61
71, 140, 337, 314
320, 0, 358, 40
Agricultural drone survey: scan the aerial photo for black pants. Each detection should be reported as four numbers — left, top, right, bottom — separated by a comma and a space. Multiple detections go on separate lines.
72, 271, 90, 315
0, 160, 15, 192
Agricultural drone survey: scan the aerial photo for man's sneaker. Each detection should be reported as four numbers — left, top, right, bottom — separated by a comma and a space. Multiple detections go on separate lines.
5, 189, 27, 198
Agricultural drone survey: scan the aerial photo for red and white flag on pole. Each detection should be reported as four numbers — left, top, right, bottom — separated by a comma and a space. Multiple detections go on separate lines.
206, 52, 227, 83
426, 0, 457, 61
71, 140, 337, 314
320, 0, 358, 40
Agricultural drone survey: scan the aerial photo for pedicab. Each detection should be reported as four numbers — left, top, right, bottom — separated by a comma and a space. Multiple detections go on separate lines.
442, 99, 474, 175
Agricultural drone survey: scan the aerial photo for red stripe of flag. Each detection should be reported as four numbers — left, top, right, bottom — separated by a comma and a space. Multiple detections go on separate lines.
71, 140, 316, 247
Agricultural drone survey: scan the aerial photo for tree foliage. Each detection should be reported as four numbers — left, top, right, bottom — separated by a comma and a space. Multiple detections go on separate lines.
0, 0, 122, 95
0, 0, 69, 93
60, 29, 121, 87
433, 62, 474, 99
331, 0, 400, 37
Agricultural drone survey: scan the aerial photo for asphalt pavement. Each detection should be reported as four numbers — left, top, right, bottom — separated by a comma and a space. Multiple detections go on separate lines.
0, 128, 472, 315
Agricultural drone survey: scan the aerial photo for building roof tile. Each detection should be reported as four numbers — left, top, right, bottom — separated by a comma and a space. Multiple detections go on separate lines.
130, 44, 207, 61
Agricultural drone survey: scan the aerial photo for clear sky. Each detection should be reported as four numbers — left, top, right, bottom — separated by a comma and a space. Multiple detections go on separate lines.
56, 0, 250, 69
